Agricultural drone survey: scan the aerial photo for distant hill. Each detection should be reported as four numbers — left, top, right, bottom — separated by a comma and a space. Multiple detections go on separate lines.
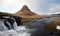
51, 14, 60, 17
0, 12, 20, 17
0, 12, 13, 16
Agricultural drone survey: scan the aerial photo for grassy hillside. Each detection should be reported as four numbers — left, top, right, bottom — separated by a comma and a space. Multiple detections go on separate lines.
44, 20, 60, 33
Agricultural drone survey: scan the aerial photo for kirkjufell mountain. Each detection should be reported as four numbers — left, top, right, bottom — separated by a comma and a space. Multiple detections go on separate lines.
14, 5, 50, 23
15, 5, 37, 16
15, 5, 48, 18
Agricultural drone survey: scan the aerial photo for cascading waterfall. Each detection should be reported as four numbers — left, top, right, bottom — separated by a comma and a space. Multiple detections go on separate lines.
0, 16, 36, 36
0, 19, 8, 31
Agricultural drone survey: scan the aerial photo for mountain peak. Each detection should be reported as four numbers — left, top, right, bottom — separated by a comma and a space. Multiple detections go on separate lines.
20, 5, 31, 12
15, 5, 37, 16
22, 5, 29, 9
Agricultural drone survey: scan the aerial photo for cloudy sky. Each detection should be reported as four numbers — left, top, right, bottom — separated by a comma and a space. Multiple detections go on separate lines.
0, 0, 60, 15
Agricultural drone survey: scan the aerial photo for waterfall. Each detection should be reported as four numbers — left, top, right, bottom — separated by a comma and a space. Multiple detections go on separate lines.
0, 16, 36, 36
0, 19, 8, 31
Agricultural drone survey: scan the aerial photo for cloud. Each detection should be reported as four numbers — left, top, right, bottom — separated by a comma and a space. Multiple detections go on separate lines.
0, 0, 26, 13
0, 0, 14, 7
49, 4, 60, 14
0, 0, 48, 14
0, 0, 44, 9
0, 0, 26, 7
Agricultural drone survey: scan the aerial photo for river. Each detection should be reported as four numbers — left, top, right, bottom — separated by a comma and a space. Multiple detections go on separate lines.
0, 17, 60, 36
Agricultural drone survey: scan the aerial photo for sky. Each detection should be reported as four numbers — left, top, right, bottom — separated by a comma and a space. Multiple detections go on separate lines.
0, 0, 60, 15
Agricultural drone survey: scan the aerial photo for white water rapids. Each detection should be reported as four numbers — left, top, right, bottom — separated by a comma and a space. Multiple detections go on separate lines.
0, 17, 36, 36
0, 26, 31, 36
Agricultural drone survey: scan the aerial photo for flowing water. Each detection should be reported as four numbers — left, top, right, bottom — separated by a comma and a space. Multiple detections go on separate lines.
0, 16, 60, 36
0, 17, 36, 36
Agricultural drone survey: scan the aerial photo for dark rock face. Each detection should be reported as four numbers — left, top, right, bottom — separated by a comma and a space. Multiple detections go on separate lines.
13, 16, 22, 26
